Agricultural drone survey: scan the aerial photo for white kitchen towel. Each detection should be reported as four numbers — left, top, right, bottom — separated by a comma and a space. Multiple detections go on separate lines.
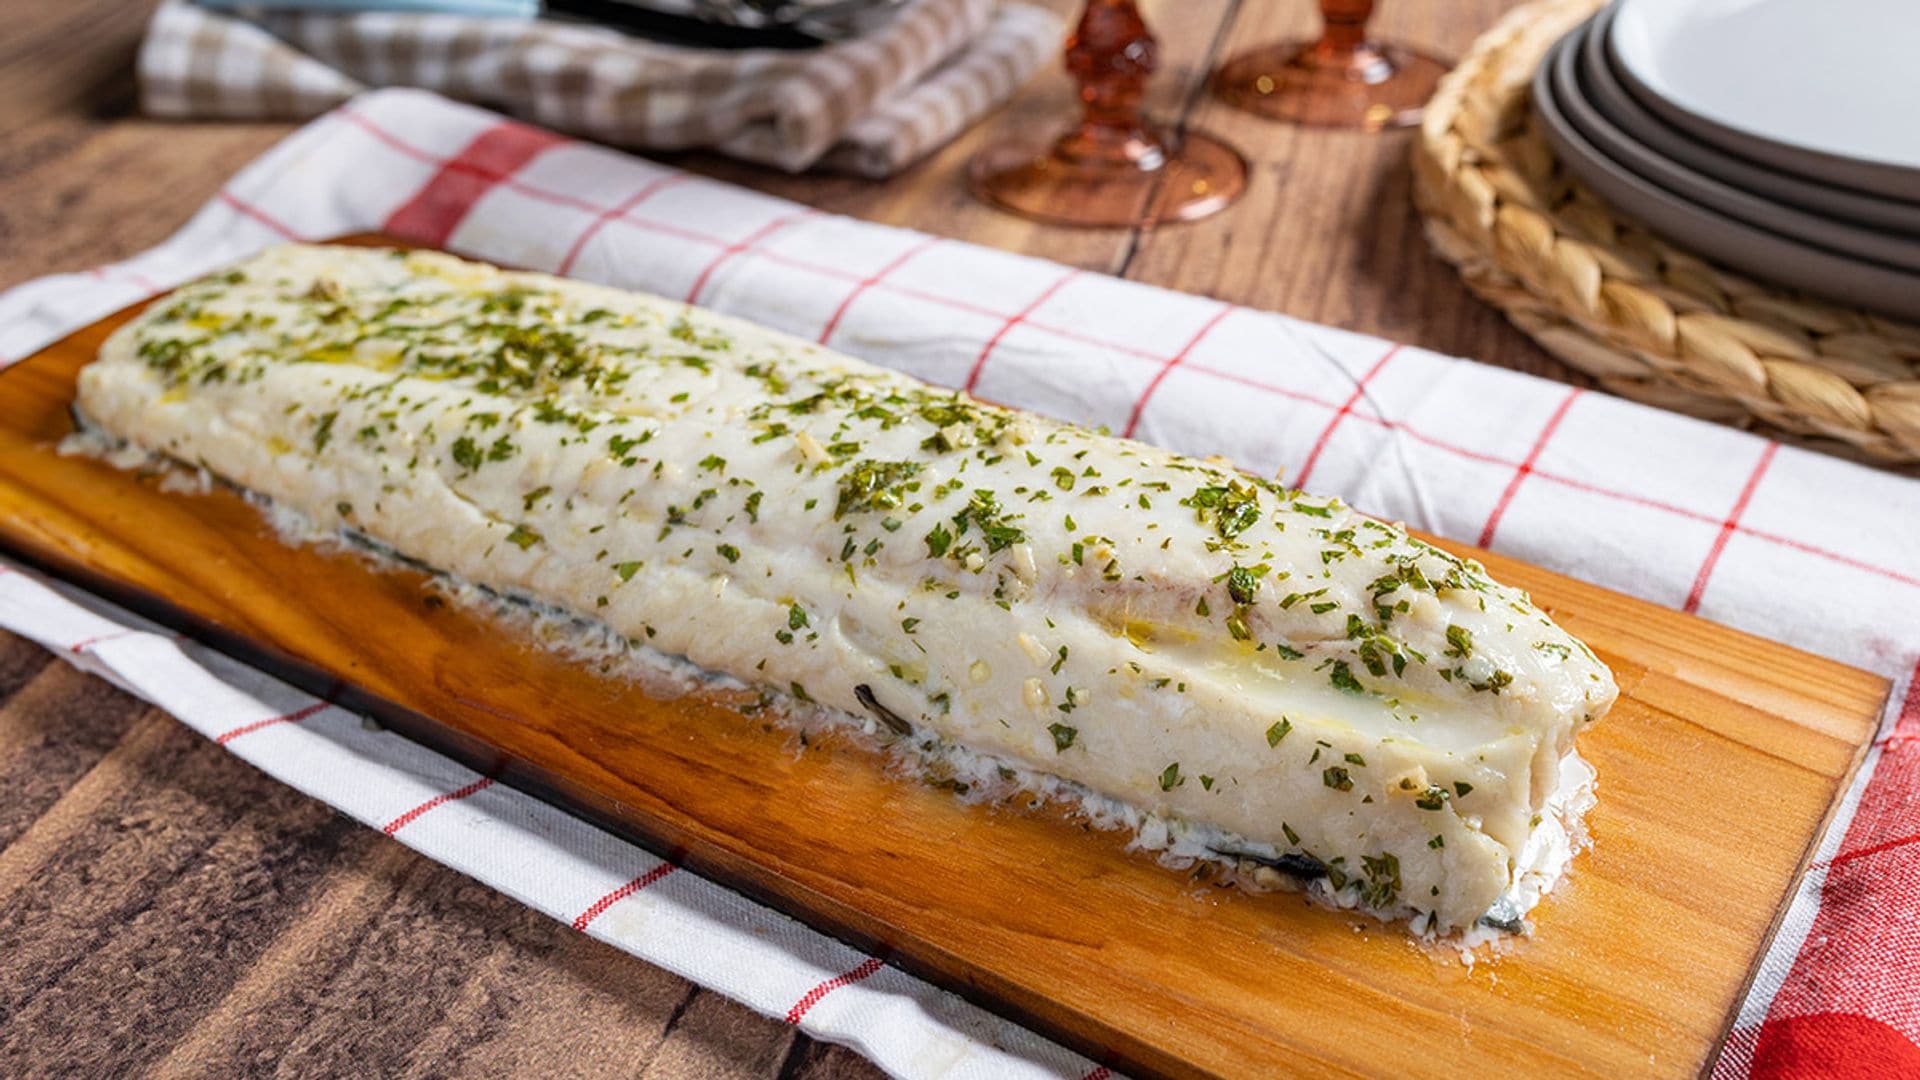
1, 89, 1916, 1077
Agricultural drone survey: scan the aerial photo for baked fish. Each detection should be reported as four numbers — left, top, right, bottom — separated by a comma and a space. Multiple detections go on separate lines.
78, 244, 1617, 933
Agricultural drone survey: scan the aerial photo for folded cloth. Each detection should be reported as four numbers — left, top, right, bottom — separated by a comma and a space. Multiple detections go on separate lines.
197, 0, 913, 42
137, 0, 1060, 175
3, 90, 1918, 1077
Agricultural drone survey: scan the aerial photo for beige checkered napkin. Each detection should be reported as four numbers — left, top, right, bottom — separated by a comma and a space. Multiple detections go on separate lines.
137, 0, 1059, 176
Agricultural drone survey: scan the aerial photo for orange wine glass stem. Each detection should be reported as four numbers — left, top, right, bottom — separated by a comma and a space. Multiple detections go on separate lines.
1058, 0, 1167, 170
1314, 0, 1377, 59
966, 0, 1247, 227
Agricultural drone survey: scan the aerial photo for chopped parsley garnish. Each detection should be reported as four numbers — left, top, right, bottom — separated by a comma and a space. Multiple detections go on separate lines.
950, 490, 1025, 553
1265, 718, 1293, 746
1445, 624, 1475, 658
1182, 481, 1261, 540
313, 410, 338, 451
836, 459, 922, 519
608, 432, 649, 459
1358, 852, 1401, 908
451, 435, 482, 470
1224, 563, 1267, 605
1047, 723, 1077, 752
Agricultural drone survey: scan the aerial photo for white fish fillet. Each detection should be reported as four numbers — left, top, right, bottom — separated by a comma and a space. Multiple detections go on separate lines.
78, 244, 1617, 933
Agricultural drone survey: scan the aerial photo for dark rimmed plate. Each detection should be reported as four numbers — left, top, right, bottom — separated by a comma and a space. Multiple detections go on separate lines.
1531, 27, 1920, 322
1608, 0, 1920, 203
1581, 4, 1920, 237
1550, 19, 1920, 273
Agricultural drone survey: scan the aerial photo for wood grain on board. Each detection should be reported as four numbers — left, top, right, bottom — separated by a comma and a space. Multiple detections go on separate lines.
0, 287, 1885, 1078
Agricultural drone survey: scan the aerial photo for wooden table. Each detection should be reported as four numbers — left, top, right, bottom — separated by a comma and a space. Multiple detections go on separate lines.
0, 0, 1568, 1074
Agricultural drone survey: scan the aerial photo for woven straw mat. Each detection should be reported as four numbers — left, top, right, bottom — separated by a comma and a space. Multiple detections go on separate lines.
1411, 0, 1920, 467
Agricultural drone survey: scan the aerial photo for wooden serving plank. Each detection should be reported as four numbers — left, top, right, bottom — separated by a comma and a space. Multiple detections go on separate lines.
0, 257, 1886, 1079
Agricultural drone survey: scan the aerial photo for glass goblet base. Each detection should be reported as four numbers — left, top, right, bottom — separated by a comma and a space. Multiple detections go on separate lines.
1213, 39, 1449, 131
967, 129, 1248, 229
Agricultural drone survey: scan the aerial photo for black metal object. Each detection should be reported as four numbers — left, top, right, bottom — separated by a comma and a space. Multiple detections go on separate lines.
547, 0, 827, 48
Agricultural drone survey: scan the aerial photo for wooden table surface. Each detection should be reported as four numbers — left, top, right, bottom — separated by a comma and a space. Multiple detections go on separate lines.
0, 0, 1567, 1075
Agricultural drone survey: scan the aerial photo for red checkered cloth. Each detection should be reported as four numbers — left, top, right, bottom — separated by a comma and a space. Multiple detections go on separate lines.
2, 89, 1916, 1077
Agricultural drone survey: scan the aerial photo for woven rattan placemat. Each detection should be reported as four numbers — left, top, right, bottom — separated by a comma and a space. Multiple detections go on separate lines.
1412, 0, 1920, 466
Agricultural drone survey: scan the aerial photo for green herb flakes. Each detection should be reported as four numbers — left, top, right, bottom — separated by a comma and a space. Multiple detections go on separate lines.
451, 435, 482, 470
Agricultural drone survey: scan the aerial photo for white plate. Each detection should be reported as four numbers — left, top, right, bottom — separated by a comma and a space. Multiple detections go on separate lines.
1610, 0, 1920, 199
1532, 31, 1920, 322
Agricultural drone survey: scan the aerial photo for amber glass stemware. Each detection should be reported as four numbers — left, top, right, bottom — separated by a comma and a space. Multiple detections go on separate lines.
968, 0, 1248, 228
1212, 0, 1449, 131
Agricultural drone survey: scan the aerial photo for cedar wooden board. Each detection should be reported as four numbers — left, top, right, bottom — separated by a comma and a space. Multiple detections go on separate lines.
0, 261, 1887, 1079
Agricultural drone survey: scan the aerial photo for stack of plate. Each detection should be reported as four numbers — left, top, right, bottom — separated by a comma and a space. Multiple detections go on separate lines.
1532, 0, 1920, 321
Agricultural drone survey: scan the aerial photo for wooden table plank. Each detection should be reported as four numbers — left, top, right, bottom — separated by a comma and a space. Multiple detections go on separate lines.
0, 0, 1584, 1075
0, 634, 889, 1079
1126, 0, 1571, 379
0, 0, 1569, 397
0, 0, 152, 137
